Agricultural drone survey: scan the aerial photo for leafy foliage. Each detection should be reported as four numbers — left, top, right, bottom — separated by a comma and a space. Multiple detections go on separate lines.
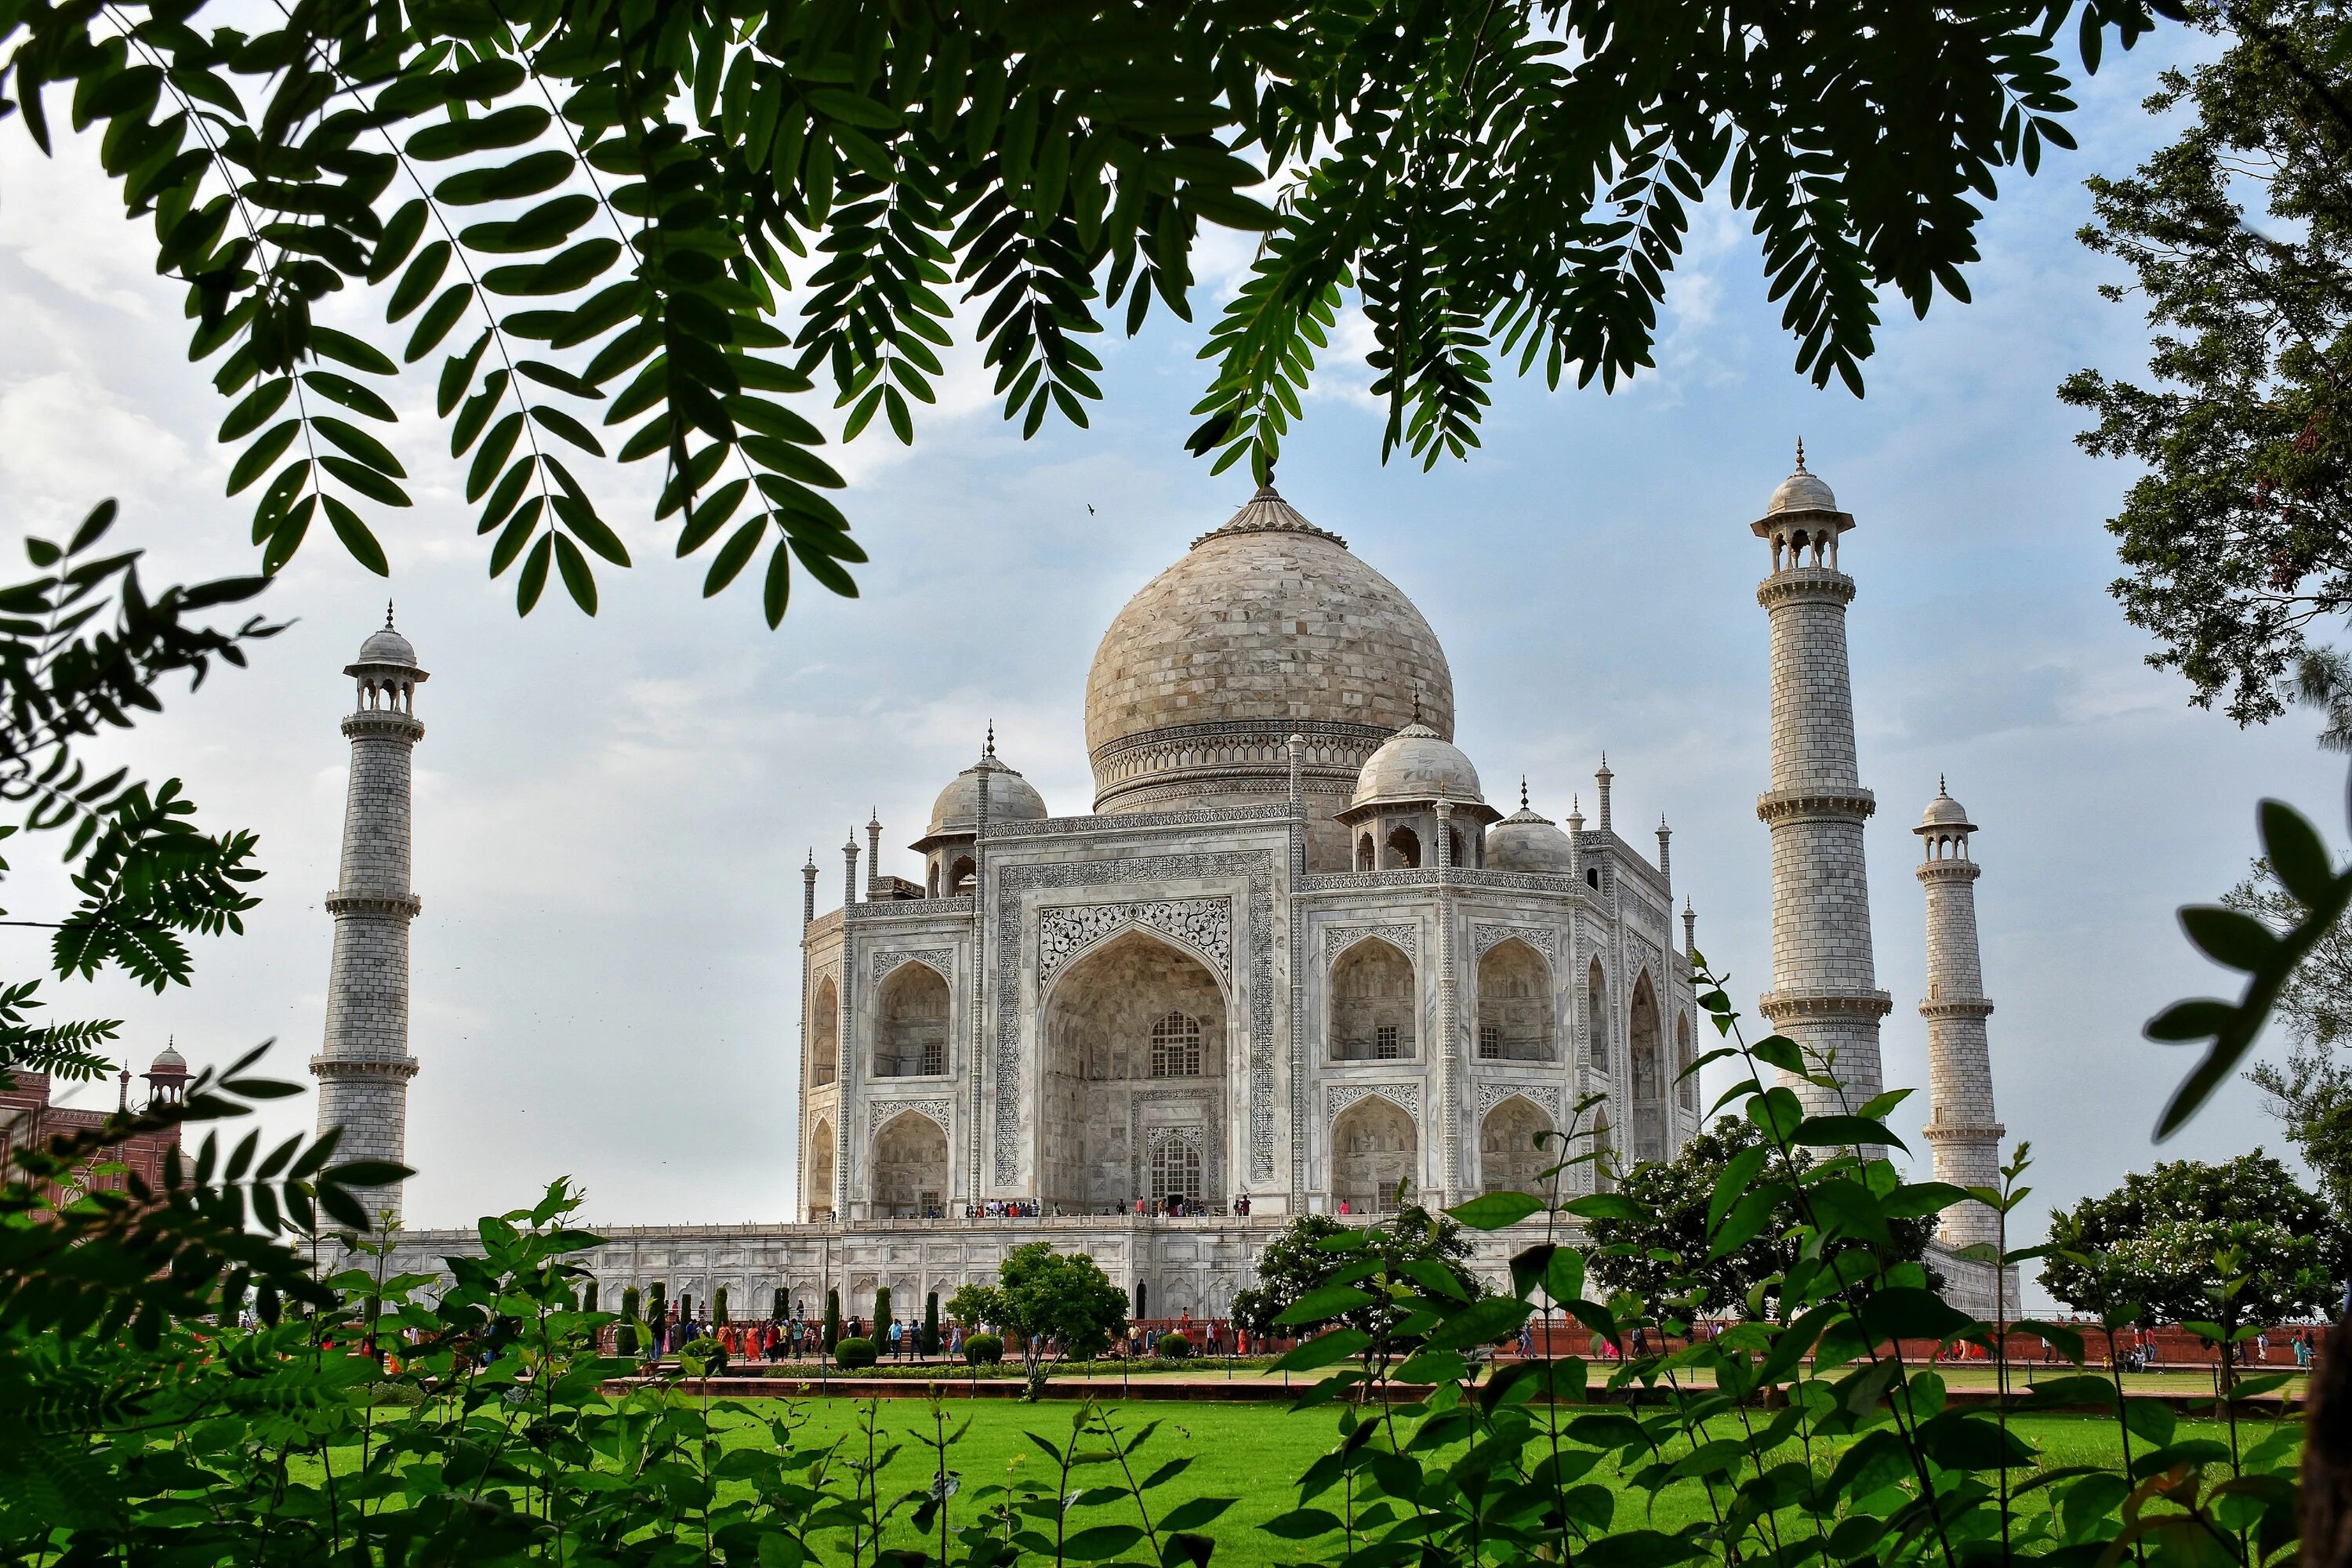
0, 0, 2180, 622
949, 1241, 1128, 1389
2220, 856, 2352, 1211
2042, 1149, 2347, 1336
2064, 0, 2352, 728
1586, 1113, 1940, 1320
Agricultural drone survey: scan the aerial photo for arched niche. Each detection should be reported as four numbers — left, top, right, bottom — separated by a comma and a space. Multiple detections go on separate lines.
811, 975, 839, 1086
1385, 826, 1422, 869
1584, 960, 1606, 1068
948, 855, 975, 893
875, 962, 949, 1077
1676, 1012, 1697, 1112
1330, 938, 1415, 1062
1331, 1095, 1415, 1212
1041, 929, 1227, 1210
1475, 938, 1555, 1061
1629, 972, 1665, 1162
873, 1111, 948, 1218
1479, 1095, 1556, 1196
808, 1118, 836, 1221
1356, 832, 1375, 872
1591, 1111, 1615, 1193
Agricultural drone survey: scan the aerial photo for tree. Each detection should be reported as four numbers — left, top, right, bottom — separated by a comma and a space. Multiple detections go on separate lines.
923, 1290, 940, 1356
2063, 0, 2352, 731
823, 1287, 840, 1351
713, 1285, 729, 1327
2222, 858, 2352, 1210
2042, 1150, 2350, 1345
619, 1285, 641, 1356
1229, 1206, 1480, 1339
873, 1283, 891, 1338
0, 0, 2173, 626
1585, 1116, 1941, 1319
947, 1242, 1126, 1388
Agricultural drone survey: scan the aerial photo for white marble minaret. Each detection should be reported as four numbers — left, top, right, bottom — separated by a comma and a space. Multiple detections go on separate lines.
310, 608, 427, 1222
1916, 782, 2003, 1250
1753, 448, 1890, 1114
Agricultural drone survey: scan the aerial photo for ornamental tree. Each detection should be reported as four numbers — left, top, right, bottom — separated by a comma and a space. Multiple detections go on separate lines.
1229, 1207, 1479, 1339
2041, 1149, 2350, 1345
952, 1242, 1126, 1383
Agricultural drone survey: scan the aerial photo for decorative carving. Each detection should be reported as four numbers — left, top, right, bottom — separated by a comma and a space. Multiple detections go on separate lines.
1323, 924, 1417, 964
996, 852, 1277, 1185
1039, 898, 1232, 986
869, 1098, 953, 1136
1473, 1080, 1560, 1127
1472, 923, 1559, 964
1325, 1083, 1421, 1125
1145, 1124, 1207, 1156
871, 948, 954, 985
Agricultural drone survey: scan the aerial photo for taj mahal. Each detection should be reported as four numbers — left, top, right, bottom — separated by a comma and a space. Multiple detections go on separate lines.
358, 452, 2014, 1319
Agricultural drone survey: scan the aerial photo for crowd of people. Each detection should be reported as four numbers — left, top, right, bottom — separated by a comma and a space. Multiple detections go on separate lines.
952, 1196, 1255, 1219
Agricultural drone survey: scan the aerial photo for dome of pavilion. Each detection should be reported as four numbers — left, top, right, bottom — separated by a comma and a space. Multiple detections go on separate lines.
925, 746, 1047, 837
1485, 789, 1575, 873
1350, 723, 1484, 812
1084, 485, 1454, 817
355, 604, 418, 666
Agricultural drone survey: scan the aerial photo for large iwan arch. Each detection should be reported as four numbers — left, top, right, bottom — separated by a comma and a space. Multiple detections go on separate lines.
1330, 938, 1415, 1062
1040, 929, 1226, 1209
1330, 1095, 1415, 1211
1479, 1095, 1555, 1196
1629, 971, 1666, 1162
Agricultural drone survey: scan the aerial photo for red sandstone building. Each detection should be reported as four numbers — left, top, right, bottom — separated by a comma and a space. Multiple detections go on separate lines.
0, 1044, 190, 1204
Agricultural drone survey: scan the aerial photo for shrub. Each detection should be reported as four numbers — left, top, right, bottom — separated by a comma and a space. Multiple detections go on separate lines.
873, 1285, 892, 1339
1156, 1332, 1193, 1359
713, 1287, 729, 1328
924, 1291, 941, 1356
964, 1333, 1004, 1366
833, 1336, 877, 1369
824, 1288, 841, 1351
618, 1287, 641, 1356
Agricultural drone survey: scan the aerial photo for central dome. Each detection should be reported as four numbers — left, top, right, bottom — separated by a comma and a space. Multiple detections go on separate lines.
1085, 486, 1454, 864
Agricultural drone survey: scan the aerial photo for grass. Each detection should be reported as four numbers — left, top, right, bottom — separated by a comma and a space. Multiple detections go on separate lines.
684, 1393, 2304, 1568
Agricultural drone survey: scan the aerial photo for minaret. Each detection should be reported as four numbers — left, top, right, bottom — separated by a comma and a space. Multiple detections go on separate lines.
1916, 781, 2003, 1250
1752, 448, 1890, 1115
310, 607, 426, 1223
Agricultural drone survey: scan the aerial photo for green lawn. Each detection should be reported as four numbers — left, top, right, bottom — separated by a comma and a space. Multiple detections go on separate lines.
699, 1395, 2302, 1568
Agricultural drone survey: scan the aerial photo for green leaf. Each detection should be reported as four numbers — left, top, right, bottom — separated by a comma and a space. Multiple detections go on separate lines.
1446, 1190, 1544, 1230
1275, 1285, 1376, 1327
1258, 1509, 1341, 1541
1271, 1328, 1369, 1371
321, 496, 391, 576
1061, 1526, 1145, 1560
1791, 1114, 1906, 1152
2259, 800, 2336, 906
1157, 1497, 1235, 1533
553, 532, 597, 615
2179, 906, 2280, 971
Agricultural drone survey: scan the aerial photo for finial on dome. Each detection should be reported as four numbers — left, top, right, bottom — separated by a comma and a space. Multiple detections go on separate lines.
1520, 775, 1529, 810
1795, 437, 1806, 473
385, 599, 396, 629
868, 807, 880, 829
1940, 772, 1947, 794
985, 720, 996, 758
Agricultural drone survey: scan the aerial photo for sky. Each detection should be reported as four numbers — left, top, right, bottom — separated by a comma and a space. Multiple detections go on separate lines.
1, 25, 2337, 1312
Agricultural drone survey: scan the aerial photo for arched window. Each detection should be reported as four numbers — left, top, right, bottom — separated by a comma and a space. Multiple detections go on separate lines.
1356, 833, 1375, 872
1592, 1112, 1615, 1193
1676, 1012, 1697, 1112
1149, 1011, 1203, 1077
1150, 1134, 1203, 1204
811, 975, 838, 1086
808, 1119, 836, 1221
1629, 973, 1665, 1162
1385, 826, 1421, 869
948, 855, 975, 894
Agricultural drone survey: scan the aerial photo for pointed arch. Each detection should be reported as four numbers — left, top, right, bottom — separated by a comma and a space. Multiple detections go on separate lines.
1591, 1110, 1615, 1193
1676, 1011, 1697, 1114
810, 975, 839, 1087
1629, 971, 1666, 1162
1331, 1094, 1415, 1212
808, 1118, 836, 1221
1479, 1094, 1556, 1196
1330, 937, 1416, 1062
1476, 938, 1555, 1061
875, 961, 950, 1076
873, 1109, 949, 1218
1584, 960, 1606, 1068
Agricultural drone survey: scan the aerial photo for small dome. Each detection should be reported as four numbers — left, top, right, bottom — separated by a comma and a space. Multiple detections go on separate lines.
1486, 800, 1575, 874
1350, 723, 1484, 811
1918, 779, 1973, 831
148, 1042, 187, 1074
1766, 467, 1838, 516
354, 604, 419, 667
926, 748, 1047, 837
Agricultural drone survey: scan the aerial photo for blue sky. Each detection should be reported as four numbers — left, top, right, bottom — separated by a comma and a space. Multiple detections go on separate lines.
0, 24, 2335, 1307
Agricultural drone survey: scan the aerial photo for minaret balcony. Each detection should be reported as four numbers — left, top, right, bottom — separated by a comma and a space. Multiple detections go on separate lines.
341, 710, 426, 742
1917, 997, 1994, 1021
1922, 1120, 2005, 1143
1755, 569, 1857, 610
1915, 858, 1983, 884
308, 1054, 419, 1080
1759, 987, 1893, 1022
1755, 786, 1876, 824
326, 891, 423, 917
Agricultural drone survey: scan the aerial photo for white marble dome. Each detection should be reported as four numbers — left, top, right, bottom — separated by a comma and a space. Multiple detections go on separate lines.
927, 751, 1047, 834
1084, 486, 1454, 785
1765, 467, 1838, 516
1351, 722, 1483, 811
148, 1041, 187, 1073
1486, 798, 1574, 873
1920, 783, 1972, 829
357, 608, 418, 666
